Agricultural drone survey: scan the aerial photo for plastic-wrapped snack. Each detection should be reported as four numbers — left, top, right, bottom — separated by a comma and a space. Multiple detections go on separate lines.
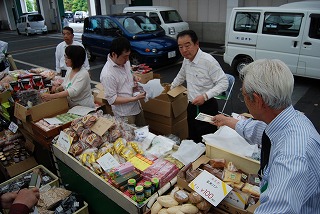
108, 128, 122, 143
71, 117, 82, 127
127, 141, 143, 154
63, 128, 78, 143
227, 161, 238, 172
84, 132, 103, 148
120, 146, 136, 160
69, 141, 88, 157
71, 122, 85, 136
97, 144, 114, 158
82, 114, 97, 128
91, 162, 103, 175
79, 128, 91, 142
114, 138, 126, 154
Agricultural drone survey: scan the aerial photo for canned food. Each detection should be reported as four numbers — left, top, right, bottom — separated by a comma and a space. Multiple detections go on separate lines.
135, 185, 145, 202
127, 179, 136, 195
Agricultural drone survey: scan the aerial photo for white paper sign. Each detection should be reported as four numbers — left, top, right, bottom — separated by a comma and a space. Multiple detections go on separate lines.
67, 106, 96, 116
188, 170, 232, 207
56, 131, 73, 153
8, 122, 18, 133
97, 153, 120, 171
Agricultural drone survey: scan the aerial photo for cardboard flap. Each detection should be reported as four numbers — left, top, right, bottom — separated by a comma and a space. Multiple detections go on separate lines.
30, 98, 68, 121
167, 85, 187, 98
192, 155, 210, 170
14, 102, 29, 122
171, 94, 188, 117
6, 157, 38, 177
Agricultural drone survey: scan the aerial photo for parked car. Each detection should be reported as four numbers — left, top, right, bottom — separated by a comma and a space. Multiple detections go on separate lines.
64, 11, 74, 23
123, 6, 189, 39
16, 13, 47, 36
82, 14, 181, 66
74, 11, 88, 23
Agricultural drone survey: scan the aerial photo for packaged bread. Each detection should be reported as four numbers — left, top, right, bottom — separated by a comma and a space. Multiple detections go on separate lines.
157, 195, 179, 208
151, 201, 162, 214
248, 174, 260, 186
223, 169, 242, 184
188, 191, 203, 204
196, 200, 211, 211
227, 161, 238, 172
234, 181, 245, 189
174, 190, 189, 204
180, 204, 199, 214
209, 158, 226, 169
242, 183, 260, 197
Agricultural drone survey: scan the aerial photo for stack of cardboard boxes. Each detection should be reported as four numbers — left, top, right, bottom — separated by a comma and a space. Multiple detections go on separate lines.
141, 85, 188, 140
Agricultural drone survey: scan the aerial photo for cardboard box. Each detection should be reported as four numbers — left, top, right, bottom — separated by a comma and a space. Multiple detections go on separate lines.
0, 156, 38, 179
0, 91, 11, 103
146, 116, 188, 140
141, 85, 188, 118
93, 83, 113, 115
31, 120, 71, 139
144, 110, 187, 126
52, 144, 176, 214
134, 71, 153, 84
177, 144, 260, 214
14, 97, 69, 122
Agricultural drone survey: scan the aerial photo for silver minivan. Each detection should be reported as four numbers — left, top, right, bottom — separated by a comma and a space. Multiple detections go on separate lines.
16, 13, 47, 36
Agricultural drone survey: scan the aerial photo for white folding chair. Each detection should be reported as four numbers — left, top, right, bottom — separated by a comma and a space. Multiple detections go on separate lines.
214, 74, 235, 113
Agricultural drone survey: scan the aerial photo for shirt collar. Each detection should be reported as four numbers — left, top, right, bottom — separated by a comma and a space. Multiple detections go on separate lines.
188, 48, 203, 65
265, 105, 296, 142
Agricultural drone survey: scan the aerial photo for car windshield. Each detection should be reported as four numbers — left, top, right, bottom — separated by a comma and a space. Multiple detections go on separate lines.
65, 13, 73, 18
28, 14, 44, 22
160, 10, 183, 23
117, 16, 162, 34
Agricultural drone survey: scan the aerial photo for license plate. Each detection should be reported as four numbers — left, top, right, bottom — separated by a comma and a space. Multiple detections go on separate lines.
168, 51, 176, 58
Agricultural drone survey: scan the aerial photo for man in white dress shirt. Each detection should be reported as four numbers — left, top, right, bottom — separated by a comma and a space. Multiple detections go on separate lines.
55, 26, 89, 76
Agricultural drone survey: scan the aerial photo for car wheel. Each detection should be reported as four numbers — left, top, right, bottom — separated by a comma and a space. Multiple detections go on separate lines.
130, 52, 142, 65
85, 47, 96, 62
17, 28, 21, 35
232, 56, 253, 75
25, 29, 29, 36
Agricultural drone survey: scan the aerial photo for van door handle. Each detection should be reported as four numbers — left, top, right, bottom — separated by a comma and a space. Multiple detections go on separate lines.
304, 42, 312, 45
293, 41, 298, 47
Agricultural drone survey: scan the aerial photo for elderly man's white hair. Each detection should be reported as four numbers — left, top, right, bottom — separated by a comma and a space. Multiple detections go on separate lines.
241, 59, 294, 110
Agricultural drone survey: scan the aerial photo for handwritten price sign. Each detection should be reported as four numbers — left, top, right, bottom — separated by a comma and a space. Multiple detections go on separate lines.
189, 170, 232, 206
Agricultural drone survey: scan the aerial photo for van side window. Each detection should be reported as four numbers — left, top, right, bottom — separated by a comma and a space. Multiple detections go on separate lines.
85, 17, 102, 35
263, 12, 303, 37
234, 12, 260, 33
149, 12, 161, 25
309, 14, 320, 39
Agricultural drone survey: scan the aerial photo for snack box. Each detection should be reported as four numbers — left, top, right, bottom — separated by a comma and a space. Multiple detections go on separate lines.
177, 143, 260, 214
52, 144, 177, 214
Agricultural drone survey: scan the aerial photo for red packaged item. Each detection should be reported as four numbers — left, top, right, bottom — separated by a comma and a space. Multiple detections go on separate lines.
21, 78, 33, 90
32, 75, 44, 89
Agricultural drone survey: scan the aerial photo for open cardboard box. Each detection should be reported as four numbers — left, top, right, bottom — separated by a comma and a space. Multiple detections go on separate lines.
177, 143, 261, 214
14, 97, 69, 122
141, 85, 188, 118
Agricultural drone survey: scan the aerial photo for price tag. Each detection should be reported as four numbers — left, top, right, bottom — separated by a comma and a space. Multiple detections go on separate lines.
188, 170, 232, 207
57, 131, 73, 153
97, 153, 120, 171
8, 122, 18, 133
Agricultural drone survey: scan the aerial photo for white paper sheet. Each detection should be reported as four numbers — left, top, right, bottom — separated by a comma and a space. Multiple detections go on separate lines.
67, 105, 96, 116
202, 126, 258, 157
172, 140, 206, 165
44, 117, 63, 125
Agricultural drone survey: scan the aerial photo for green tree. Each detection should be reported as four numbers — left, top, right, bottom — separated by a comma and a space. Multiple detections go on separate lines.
63, 0, 73, 11
71, 0, 88, 12
26, 0, 33, 12
33, 1, 38, 11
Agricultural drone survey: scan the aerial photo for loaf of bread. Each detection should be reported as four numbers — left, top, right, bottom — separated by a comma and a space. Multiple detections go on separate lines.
157, 195, 179, 208
223, 169, 242, 184
174, 190, 189, 204
242, 183, 260, 197
188, 191, 203, 204
209, 158, 226, 169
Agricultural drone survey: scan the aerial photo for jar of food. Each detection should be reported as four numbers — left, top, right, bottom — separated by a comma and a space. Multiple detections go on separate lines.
144, 181, 152, 198
151, 177, 159, 193
127, 178, 136, 195
135, 185, 144, 202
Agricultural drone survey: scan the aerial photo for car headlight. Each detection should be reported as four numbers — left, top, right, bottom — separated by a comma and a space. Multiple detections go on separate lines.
169, 27, 175, 35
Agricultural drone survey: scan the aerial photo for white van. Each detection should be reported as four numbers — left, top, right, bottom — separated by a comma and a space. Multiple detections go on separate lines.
123, 6, 189, 39
224, 1, 320, 79
16, 13, 47, 36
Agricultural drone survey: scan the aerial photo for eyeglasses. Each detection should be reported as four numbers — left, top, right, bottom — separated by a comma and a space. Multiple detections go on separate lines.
237, 88, 244, 102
